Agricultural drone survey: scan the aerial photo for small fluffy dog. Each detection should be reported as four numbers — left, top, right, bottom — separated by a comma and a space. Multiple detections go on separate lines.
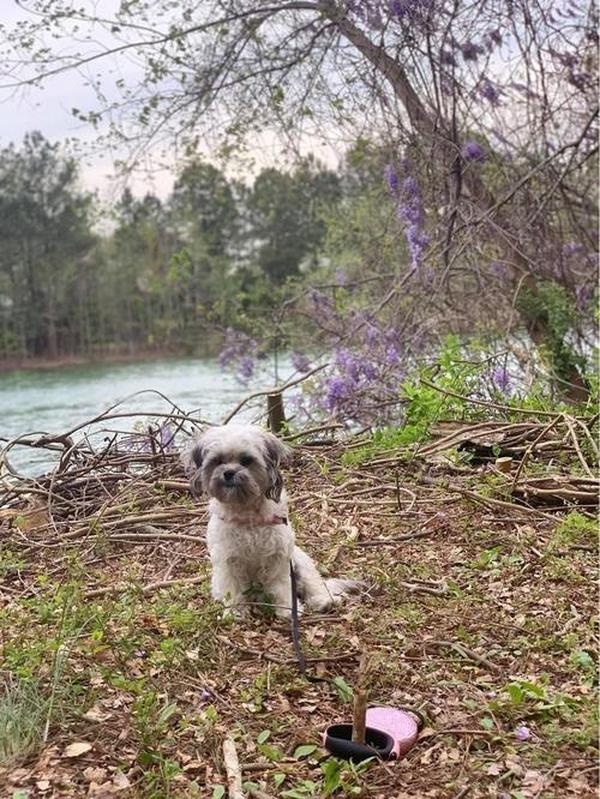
184, 424, 359, 617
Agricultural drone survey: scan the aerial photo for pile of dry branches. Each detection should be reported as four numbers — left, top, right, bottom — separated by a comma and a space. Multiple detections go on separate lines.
422, 411, 598, 514
1, 388, 597, 559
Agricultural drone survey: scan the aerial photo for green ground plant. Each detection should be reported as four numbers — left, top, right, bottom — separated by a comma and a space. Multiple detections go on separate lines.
0, 678, 48, 766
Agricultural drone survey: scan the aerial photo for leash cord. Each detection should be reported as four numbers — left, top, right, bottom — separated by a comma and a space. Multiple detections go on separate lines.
289, 560, 333, 685
288, 562, 428, 722
289, 559, 306, 674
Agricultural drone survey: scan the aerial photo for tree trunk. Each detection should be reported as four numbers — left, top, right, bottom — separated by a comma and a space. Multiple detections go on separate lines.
328, 5, 589, 402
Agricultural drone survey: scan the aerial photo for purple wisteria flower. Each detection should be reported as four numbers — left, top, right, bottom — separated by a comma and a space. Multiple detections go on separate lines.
480, 79, 502, 106
563, 241, 584, 256
487, 28, 502, 47
291, 351, 312, 373
366, 6, 383, 28
198, 688, 212, 704
552, 49, 578, 69
490, 260, 509, 281
219, 327, 259, 384
492, 365, 511, 394
158, 423, 176, 452
335, 348, 362, 382
334, 269, 348, 286
399, 176, 430, 268
461, 41, 484, 61
364, 325, 379, 348
346, 1, 386, 27
385, 159, 430, 270
120, 421, 176, 454
308, 288, 334, 312
363, 361, 378, 380
389, 0, 433, 21
515, 725, 530, 742
238, 356, 255, 381
384, 163, 400, 195
568, 71, 590, 90
389, 0, 405, 15
311, 319, 409, 420
325, 376, 350, 412
386, 345, 400, 365
462, 141, 487, 163
440, 50, 457, 66
575, 282, 595, 311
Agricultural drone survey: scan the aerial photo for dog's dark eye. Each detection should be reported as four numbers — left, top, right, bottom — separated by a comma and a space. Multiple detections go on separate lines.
239, 455, 254, 467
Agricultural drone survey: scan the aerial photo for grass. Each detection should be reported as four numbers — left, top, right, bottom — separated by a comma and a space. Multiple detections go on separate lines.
0, 444, 597, 797
0, 678, 48, 766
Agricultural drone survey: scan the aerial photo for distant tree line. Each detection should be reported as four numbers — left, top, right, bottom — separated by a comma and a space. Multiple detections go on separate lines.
0, 132, 346, 361
0, 129, 596, 409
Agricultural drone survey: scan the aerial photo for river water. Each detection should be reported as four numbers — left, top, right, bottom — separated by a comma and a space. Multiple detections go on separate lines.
0, 356, 289, 473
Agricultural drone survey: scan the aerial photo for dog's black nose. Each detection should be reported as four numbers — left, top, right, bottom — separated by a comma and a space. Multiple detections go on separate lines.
223, 469, 237, 482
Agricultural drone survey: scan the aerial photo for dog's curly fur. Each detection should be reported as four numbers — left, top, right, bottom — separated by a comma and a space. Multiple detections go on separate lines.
183, 424, 360, 617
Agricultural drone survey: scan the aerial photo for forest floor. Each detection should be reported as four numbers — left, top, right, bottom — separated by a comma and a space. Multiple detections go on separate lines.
0, 417, 598, 799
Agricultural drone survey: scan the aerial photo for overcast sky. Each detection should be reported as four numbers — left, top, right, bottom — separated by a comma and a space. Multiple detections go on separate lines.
0, 1, 179, 201
0, 1, 342, 205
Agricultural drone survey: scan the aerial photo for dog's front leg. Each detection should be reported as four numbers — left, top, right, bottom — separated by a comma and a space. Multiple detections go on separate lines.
211, 558, 247, 615
262, 560, 296, 618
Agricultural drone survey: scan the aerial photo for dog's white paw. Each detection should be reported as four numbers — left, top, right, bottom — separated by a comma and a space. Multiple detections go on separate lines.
306, 592, 342, 612
275, 599, 305, 619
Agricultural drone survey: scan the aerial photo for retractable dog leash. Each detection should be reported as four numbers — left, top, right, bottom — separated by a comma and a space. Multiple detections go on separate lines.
290, 559, 425, 762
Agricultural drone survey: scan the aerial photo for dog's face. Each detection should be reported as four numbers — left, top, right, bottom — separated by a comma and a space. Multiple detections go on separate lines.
184, 424, 291, 506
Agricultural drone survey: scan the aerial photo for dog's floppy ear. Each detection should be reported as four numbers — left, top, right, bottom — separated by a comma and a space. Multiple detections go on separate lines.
262, 432, 292, 502
181, 433, 206, 497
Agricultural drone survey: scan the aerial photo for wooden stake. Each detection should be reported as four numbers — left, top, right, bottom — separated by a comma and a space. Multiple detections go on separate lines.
267, 393, 286, 434
495, 456, 513, 473
351, 687, 368, 744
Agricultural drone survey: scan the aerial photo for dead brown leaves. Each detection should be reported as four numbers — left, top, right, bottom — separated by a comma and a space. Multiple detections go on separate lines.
1, 436, 598, 798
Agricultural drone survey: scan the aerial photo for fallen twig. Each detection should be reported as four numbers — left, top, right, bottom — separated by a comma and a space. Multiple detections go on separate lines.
400, 579, 449, 596
223, 736, 244, 799
427, 640, 501, 673
511, 414, 563, 487
222, 364, 328, 425
85, 574, 205, 598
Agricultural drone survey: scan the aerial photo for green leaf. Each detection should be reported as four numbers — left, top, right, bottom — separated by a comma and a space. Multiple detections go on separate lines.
332, 675, 354, 703
521, 680, 545, 699
157, 701, 178, 726
257, 728, 271, 744
258, 743, 283, 762
481, 716, 494, 730
273, 772, 286, 788
572, 649, 595, 671
320, 757, 343, 794
506, 682, 524, 705
281, 783, 317, 798
211, 786, 225, 799
293, 743, 317, 759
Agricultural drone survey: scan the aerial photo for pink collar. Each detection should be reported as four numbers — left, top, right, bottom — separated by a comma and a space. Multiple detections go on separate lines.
218, 513, 288, 527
